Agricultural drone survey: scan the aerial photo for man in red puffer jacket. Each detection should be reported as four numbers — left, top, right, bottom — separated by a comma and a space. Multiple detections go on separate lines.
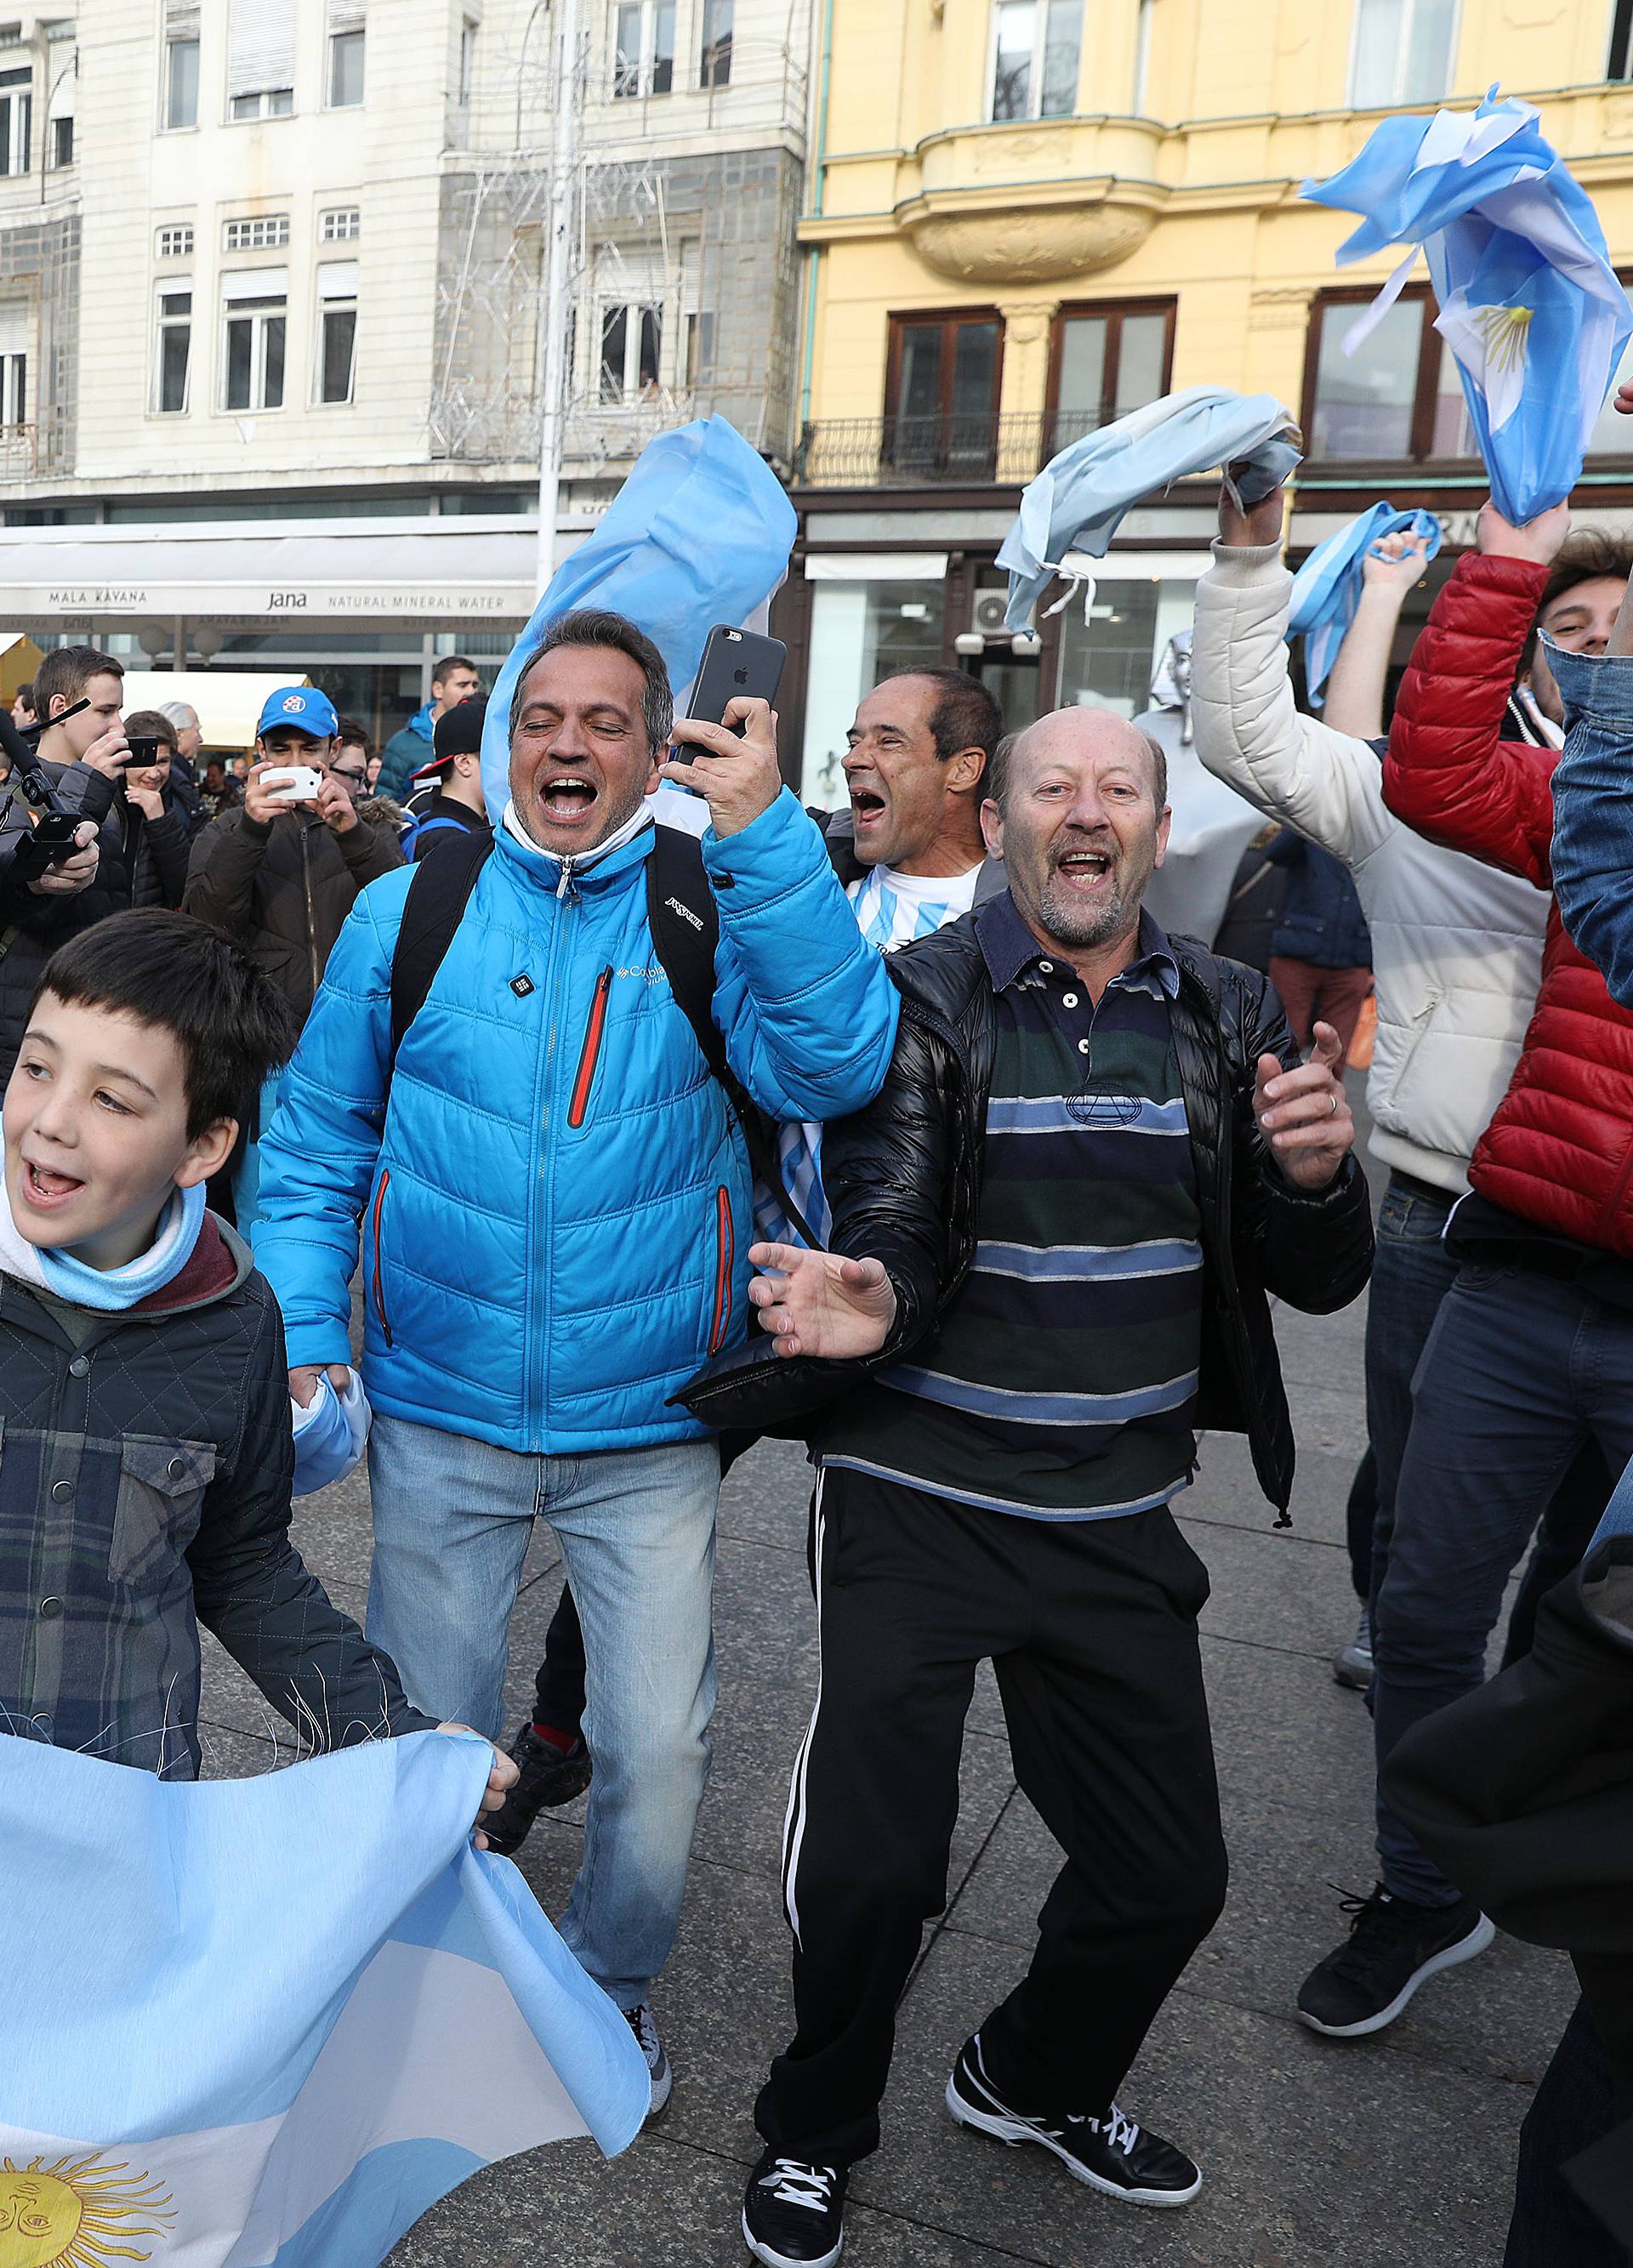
1295, 499, 1633, 2045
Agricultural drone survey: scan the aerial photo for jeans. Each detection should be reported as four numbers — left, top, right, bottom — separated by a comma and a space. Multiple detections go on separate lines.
366, 1413, 721, 2007
1374, 1267, 1633, 1906
1362, 1175, 1607, 1657
1505, 2001, 1628, 2268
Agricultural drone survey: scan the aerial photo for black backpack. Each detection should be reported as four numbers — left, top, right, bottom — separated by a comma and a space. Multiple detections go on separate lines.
386, 821, 821, 1248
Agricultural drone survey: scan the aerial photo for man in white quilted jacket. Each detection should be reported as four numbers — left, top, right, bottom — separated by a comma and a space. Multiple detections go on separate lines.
1190, 479, 1611, 1709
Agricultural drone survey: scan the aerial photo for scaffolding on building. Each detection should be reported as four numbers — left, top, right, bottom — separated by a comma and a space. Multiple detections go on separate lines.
429, 3, 808, 486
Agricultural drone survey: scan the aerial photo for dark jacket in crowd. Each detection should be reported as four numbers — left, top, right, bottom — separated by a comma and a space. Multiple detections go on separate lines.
1266, 830, 1374, 969
184, 799, 404, 1027
0, 1211, 433, 1781
0, 758, 132, 1083
1385, 1534, 1633, 2252
128, 787, 195, 911
682, 911, 1374, 1517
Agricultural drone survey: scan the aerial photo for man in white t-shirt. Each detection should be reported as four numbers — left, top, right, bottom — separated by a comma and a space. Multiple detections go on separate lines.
482, 665, 1007, 1857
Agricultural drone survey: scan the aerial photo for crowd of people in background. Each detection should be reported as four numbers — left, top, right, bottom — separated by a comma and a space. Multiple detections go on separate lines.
4, 475, 1633, 2268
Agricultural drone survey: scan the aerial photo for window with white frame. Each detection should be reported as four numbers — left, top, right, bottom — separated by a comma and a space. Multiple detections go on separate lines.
699, 0, 732, 85
599, 301, 662, 402
0, 65, 31, 174
316, 260, 358, 404
459, 17, 478, 105
154, 284, 191, 414
327, 0, 366, 110
1614, 0, 1633, 78
612, 0, 674, 97
156, 224, 194, 259
164, 35, 198, 128
221, 270, 287, 412
1350, 0, 1458, 108
224, 214, 290, 252
50, 113, 71, 166
321, 207, 361, 242
0, 304, 28, 430
229, 0, 295, 119
989, 0, 1081, 121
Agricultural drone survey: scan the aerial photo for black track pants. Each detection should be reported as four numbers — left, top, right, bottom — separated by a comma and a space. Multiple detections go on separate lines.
756, 1464, 1228, 2167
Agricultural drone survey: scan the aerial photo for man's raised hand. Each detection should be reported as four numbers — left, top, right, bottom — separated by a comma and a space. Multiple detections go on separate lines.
1362, 529, 1433, 593
747, 1242, 897, 1360
659, 696, 782, 838
1253, 1020, 1355, 1191
1217, 469, 1286, 551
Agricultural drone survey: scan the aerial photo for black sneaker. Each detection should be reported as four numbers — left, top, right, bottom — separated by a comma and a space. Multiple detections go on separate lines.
626, 2001, 672, 2121
481, 1723, 592, 1856
1297, 1884, 1494, 2038
945, 2033, 1201, 2208
742, 2151, 847, 2267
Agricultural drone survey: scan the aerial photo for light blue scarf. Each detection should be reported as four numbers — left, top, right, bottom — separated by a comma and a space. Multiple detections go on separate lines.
0, 1180, 208, 1313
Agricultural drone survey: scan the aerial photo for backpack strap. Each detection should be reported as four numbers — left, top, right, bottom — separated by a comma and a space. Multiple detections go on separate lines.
388, 825, 496, 1073
645, 824, 824, 1250
401, 811, 468, 859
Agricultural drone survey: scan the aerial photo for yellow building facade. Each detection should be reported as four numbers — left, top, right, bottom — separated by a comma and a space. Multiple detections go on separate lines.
777, 0, 1633, 794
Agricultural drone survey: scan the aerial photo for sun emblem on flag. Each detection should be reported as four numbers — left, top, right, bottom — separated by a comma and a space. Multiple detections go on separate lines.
1469, 300, 1534, 377
0, 2154, 174, 2268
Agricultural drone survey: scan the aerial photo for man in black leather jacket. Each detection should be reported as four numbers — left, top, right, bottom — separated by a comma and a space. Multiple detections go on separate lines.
721, 706, 1374, 2268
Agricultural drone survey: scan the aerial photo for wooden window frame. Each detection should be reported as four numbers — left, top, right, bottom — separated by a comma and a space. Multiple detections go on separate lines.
884, 307, 1006, 426
1300, 284, 1452, 465
1043, 297, 1176, 443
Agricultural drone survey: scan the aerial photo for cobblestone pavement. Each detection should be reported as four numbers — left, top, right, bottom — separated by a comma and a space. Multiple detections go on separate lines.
200, 1129, 1571, 2266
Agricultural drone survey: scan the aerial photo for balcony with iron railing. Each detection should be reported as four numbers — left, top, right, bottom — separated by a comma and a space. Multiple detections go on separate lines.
791, 411, 1103, 490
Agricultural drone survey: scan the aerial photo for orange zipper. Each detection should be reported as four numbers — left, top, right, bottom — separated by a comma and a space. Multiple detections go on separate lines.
708, 1185, 734, 1354
371, 1169, 393, 1346
568, 967, 613, 1129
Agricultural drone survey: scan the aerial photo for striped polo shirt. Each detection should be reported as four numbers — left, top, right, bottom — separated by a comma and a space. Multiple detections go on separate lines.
819, 891, 1203, 1521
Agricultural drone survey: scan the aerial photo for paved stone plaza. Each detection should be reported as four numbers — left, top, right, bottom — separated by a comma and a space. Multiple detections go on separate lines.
198, 1125, 1573, 2268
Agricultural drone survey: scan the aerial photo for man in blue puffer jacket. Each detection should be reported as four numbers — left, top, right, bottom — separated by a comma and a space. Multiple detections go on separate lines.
253, 609, 899, 2104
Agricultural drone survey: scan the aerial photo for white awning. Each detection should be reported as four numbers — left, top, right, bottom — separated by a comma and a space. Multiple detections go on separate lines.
0, 519, 567, 624
804, 552, 949, 582
121, 670, 310, 751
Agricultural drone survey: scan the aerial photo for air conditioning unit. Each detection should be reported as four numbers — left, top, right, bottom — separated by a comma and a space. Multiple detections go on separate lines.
969, 589, 1010, 640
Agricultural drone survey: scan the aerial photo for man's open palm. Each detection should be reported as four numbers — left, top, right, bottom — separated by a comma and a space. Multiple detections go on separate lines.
748, 1242, 897, 1360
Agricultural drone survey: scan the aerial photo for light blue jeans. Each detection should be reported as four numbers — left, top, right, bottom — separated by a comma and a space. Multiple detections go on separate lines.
366, 1413, 721, 2008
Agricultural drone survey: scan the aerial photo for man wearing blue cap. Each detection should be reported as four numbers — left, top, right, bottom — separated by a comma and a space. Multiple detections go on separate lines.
185, 685, 404, 1032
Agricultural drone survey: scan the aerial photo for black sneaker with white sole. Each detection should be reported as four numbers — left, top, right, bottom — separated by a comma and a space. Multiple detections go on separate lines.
946, 2034, 1201, 2208
742, 2150, 847, 2267
1297, 1884, 1494, 2038
481, 1722, 592, 1857
624, 2002, 672, 2121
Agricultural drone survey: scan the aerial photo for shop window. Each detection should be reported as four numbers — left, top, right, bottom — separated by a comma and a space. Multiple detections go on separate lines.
700, 0, 733, 86
1303, 287, 1473, 463
1047, 300, 1174, 454
1056, 581, 1173, 719
154, 285, 191, 415
229, 0, 296, 119
0, 65, 31, 174
885, 310, 1004, 478
164, 36, 199, 128
222, 279, 287, 412
316, 262, 358, 404
799, 577, 950, 807
1350, 0, 1458, 110
612, 0, 674, 96
990, 0, 1081, 122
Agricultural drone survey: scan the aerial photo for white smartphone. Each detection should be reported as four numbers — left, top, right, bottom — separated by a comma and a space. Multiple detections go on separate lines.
261, 765, 324, 803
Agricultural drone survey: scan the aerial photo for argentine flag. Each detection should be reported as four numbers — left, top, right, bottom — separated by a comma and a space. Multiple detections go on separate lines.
0, 1730, 649, 2266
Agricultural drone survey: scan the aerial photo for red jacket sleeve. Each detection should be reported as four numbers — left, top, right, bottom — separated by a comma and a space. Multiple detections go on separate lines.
1382, 552, 1555, 888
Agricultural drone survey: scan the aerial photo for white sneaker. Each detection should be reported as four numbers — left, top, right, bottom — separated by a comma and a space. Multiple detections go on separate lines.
1334, 1607, 1374, 1691
626, 2001, 672, 2120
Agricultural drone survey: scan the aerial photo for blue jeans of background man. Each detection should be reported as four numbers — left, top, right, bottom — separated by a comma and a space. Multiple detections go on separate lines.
366, 1413, 721, 2009
1360, 1173, 1607, 1655
1374, 1266, 1633, 1907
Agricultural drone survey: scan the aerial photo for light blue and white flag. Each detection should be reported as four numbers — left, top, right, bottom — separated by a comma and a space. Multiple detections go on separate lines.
0, 1730, 648, 2267
998, 385, 1302, 632
1304, 91, 1633, 526
1288, 503, 1442, 705
481, 416, 797, 821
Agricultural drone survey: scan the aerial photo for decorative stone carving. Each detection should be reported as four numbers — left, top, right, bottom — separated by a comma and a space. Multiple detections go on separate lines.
906, 199, 1155, 284
1249, 287, 1312, 331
